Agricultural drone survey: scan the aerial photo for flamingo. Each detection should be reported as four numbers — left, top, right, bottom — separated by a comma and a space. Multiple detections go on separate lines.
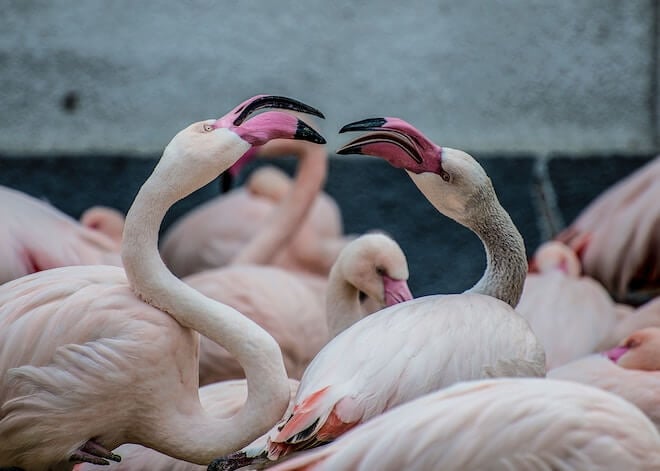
550, 326, 660, 430
213, 117, 544, 467
518, 241, 622, 368
192, 232, 413, 384
77, 379, 301, 471
79, 206, 126, 247
249, 378, 660, 471
597, 296, 660, 350
555, 155, 660, 303
0, 186, 122, 284
160, 130, 350, 278
0, 95, 326, 470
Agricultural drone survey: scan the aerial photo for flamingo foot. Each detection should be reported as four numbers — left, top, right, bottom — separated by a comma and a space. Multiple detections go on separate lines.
207, 450, 269, 471
69, 440, 121, 465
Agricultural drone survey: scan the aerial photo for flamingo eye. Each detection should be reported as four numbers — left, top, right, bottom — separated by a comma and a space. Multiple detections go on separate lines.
376, 267, 386, 276
203, 124, 214, 132
358, 291, 368, 303
625, 338, 640, 349
439, 170, 451, 182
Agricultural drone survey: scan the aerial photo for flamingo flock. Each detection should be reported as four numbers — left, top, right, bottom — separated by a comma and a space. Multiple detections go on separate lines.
0, 94, 659, 471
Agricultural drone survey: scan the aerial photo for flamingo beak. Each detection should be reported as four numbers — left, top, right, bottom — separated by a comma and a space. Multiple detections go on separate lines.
383, 274, 413, 306
215, 95, 326, 147
604, 346, 629, 363
336, 117, 442, 174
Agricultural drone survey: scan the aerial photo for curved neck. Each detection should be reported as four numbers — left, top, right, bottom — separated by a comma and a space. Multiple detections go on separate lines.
463, 190, 527, 308
121, 158, 290, 461
325, 263, 364, 337
231, 144, 327, 266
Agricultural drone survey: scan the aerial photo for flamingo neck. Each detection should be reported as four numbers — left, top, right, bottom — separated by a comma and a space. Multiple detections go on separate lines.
231, 145, 327, 266
121, 153, 290, 461
325, 263, 364, 337
464, 189, 527, 308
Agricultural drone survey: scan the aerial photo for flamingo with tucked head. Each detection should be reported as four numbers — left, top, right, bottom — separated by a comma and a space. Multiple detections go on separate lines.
550, 326, 660, 430
0, 95, 325, 470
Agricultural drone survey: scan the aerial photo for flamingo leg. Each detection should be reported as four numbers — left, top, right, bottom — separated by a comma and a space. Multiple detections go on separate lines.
69, 439, 121, 465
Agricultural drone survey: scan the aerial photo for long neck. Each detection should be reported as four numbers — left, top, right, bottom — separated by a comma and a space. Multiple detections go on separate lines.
121, 162, 290, 461
325, 263, 365, 337
231, 144, 327, 266
464, 188, 527, 308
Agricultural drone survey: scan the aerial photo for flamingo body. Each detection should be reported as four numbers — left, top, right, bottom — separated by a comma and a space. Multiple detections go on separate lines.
264, 378, 660, 471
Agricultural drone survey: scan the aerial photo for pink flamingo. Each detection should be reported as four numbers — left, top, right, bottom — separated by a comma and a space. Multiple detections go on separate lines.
598, 296, 660, 350
257, 378, 660, 471
192, 232, 413, 384
0, 186, 122, 284
556, 156, 660, 303
79, 206, 126, 247
0, 95, 325, 470
550, 326, 660, 430
518, 241, 623, 368
216, 117, 544, 466
160, 132, 350, 278
77, 379, 301, 471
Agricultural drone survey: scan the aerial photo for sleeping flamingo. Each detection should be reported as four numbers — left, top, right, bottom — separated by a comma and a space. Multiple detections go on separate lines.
216, 117, 544, 467
192, 232, 413, 384
597, 296, 660, 350
160, 130, 349, 278
0, 95, 325, 470
517, 241, 622, 368
555, 155, 660, 303
0, 186, 122, 284
550, 326, 660, 429
252, 378, 660, 471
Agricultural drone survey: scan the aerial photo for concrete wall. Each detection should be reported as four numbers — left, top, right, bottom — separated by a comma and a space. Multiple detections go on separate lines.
1, 0, 658, 155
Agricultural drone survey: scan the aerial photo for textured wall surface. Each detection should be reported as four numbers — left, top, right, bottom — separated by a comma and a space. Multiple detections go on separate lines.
0, 0, 658, 155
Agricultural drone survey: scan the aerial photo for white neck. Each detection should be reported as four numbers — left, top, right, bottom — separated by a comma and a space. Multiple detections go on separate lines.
231, 145, 327, 266
325, 263, 365, 337
121, 147, 290, 463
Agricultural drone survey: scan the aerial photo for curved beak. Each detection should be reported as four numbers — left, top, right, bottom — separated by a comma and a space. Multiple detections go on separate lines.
230, 95, 325, 126
220, 95, 326, 147
383, 274, 413, 306
336, 117, 441, 174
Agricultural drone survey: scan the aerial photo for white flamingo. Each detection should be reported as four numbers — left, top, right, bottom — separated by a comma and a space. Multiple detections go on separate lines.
258, 378, 660, 471
0, 95, 325, 470
217, 117, 544, 467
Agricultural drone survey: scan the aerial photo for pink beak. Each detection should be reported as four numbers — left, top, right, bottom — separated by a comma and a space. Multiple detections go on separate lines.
604, 346, 629, 363
383, 275, 414, 306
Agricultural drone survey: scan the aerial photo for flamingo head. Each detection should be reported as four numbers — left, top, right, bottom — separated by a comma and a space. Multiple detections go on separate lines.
160, 95, 325, 193
337, 232, 413, 312
604, 327, 660, 371
337, 117, 492, 224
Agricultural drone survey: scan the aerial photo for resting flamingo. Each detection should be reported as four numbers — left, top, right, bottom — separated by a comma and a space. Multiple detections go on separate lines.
597, 296, 660, 350
160, 130, 349, 278
555, 155, 660, 303
0, 186, 122, 284
518, 241, 622, 368
79, 206, 126, 247
251, 378, 660, 471
192, 232, 413, 384
0, 95, 325, 470
550, 326, 660, 430
216, 117, 545, 467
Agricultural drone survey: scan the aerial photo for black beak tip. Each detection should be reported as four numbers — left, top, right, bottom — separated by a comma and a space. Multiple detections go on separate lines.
295, 120, 326, 144
339, 117, 387, 134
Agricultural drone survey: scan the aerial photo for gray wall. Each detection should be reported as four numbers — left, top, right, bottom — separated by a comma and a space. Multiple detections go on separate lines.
1, 0, 658, 155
